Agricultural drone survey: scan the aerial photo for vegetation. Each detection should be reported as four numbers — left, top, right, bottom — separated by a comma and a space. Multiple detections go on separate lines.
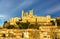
28, 24, 39, 29
56, 18, 60, 26
3, 21, 18, 29
51, 18, 60, 26
16, 21, 30, 29
6, 25, 15, 29
50, 20, 55, 25
16, 19, 40, 29
3, 20, 40, 29
16, 21, 23, 29
3, 21, 10, 28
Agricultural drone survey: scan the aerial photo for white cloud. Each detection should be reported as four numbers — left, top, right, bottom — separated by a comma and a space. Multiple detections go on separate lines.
0, 15, 7, 19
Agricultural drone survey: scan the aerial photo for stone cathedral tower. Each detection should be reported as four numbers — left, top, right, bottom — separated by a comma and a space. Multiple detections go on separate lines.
29, 9, 33, 17
22, 10, 24, 18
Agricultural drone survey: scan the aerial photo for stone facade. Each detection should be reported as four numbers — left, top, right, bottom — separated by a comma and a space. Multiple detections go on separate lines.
9, 17, 21, 25
9, 10, 52, 25
39, 26, 60, 39
22, 10, 51, 23
0, 29, 40, 39
0, 27, 60, 39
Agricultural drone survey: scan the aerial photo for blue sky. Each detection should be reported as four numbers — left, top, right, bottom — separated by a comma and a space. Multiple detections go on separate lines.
0, 0, 60, 26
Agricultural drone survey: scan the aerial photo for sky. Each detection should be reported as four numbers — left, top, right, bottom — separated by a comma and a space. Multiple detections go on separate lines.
0, 0, 60, 26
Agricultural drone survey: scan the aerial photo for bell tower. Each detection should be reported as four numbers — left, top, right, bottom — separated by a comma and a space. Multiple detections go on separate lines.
22, 10, 24, 18
29, 9, 33, 17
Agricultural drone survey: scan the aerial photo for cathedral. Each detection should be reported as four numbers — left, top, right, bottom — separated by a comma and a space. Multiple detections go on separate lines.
21, 10, 51, 25
9, 10, 52, 25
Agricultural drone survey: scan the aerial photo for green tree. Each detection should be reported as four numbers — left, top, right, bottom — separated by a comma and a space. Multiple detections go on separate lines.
50, 20, 55, 25
7, 25, 15, 29
3, 21, 10, 28
28, 24, 35, 29
16, 21, 30, 29
28, 23, 39, 29
22, 21, 30, 29
56, 18, 60, 26
16, 21, 23, 29
3, 21, 17, 29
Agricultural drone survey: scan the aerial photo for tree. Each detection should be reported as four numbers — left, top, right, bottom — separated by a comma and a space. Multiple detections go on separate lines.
16, 20, 30, 29
28, 24, 35, 29
22, 21, 30, 29
3, 21, 17, 29
28, 23, 39, 29
50, 20, 55, 25
7, 25, 15, 29
3, 21, 10, 28
4, 21, 7, 23
16, 21, 23, 29
56, 19, 60, 26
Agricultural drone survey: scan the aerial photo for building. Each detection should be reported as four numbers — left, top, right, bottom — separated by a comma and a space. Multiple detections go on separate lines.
39, 26, 57, 39
9, 9, 53, 25
22, 9, 51, 25
9, 17, 21, 25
